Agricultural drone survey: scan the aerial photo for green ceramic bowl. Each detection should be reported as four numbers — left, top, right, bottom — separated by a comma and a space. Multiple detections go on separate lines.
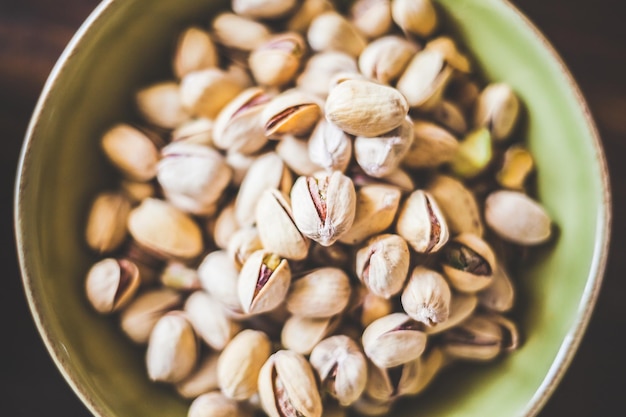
15, 0, 610, 416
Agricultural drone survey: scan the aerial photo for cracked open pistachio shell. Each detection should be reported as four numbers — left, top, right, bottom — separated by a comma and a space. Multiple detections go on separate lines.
180, 68, 244, 119
185, 291, 241, 350
442, 233, 496, 293
213, 87, 272, 155
430, 100, 468, 136
146, 311, 198, 383
478, 262, 515, 312
171, 117, 213, 146
440, 315, 503, 361
355, 234, 410, 299
358, 36, 419, 86
233, 0, 296, 19
362, 313, 427, 368
238, 250, 291, 315
474, 83, 520, 141
350, 0, 392, 39
120, 179, 155, 203
277, 134, 322, 176
308, 11, 367, 57
308, 119, 353, 173
255, 189, 310, 260
136, 82, 190, 129
188, 392, 252, 417
354, 116, 414, 178
291, 170, 356, 246
365, 357, 420, 401
406, 346, 445, 395
426, 174, 484, 236
397, 49, 453, 111
287, 0, 334, 32
496, 145, 535, 190
101, 124, 160, 182
227, 227, 264, 269
286, 267, 351, 318
297, 51, 358, 98
262, 89, 322, 138
173, 27, 218, 79
325, 79, 409, 137
211, 13, 271, 51
425, 36, 472, 73
351, 394, 394, 416
450, 128, 493, 179
425, 292, 477, 335
310, 335, 368, 406
85, 258, 140, 314
396, 190, 449, 254
160, 261, 201, 291
258, 350, 323, 417
483, 313, 521, 352
175, 353, 219, 399
85, 191, 131, 253
250, 33, 306, 88
339, 185, 401, 245
212, 202, 240, 251
391, 0, 437, 37
401, 266, 451, 326
281, 315, 340, 355
120, 288, 182, 344
235, 152, 292, 226
403, 120, 459, 169
485, 190, 552, 245
218, 329, 272, 400
198, 250, 243, 314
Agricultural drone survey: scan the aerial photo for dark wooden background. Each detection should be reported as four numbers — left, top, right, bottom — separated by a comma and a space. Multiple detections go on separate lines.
1, 1, 625, 415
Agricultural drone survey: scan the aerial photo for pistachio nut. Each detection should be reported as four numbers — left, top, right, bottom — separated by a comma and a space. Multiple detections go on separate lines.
160, 261, 201, 291
258, 350, 323, 417
217, 329, 272, 400
184, 291, 241, 350
397, 49, 453, 111
325, 79, 409, 137
350, 166, 416, 193
211, 202, 240, 251
440, 315, 503, 361
308, 119, 353, 173
484, 190, 552, 245
287, 0, 335, 33
250, 33, 307, 88
277, 134, 322, 176
188, 391, 252, 417
401, 266, 452, 326
425, 36, 471, 73
442, 233, 496, 293
213, 87, 272, 155
358, 35, 419, 85
425, 292, 477, 335
350, 0, 392, 39
198, 250, 244, 314
262, 89, 322, 138
85, 191, 131, 254
308, 11, 367, 57
228, 227, 264, 269
474, 83, 521, 141
396, 189, 449, 254
101, 124, 160, 182
355, 234, 409, 299
350, 394, 394, 416
402, 120, 459, 169
391, 0, 438, 37
120, 179, 155, 203
128, 198, 204, 260
478, 262, 515, 313
429, 100, 468, 136
310, 335, 368, 406
296, 51, 358, 98
286, 267, 351, 318
426, 174, 484, 236
255, 189, 311, 260
227, 151, 259, 188
85, 258, 140, 314
171, 118, 213, 146
362, 313, 427, 368
146, 311, 198, 383
496, 145, 535, 190
450, 128, 493, 179
339, 185, 401, 245
281, 315, 340, 355
175, 353, 220, 399
211, 13, 271, 51
238, 250, 291, 315
354, 116, 414, 178
290, 170, 357, 246
173, 26, 218, 79
235, 152, 292, 226
365, 358, 420, 401
120, 288, 182, 344
135, 81, 190, 129
180, 68, 244, 119
232, 0, 297, 19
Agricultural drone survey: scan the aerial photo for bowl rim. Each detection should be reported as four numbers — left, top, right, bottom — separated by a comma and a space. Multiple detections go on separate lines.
14, 1, 611, 416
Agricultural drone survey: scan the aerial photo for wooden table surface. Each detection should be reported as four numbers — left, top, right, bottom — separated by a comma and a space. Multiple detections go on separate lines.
1, 1, 625, 415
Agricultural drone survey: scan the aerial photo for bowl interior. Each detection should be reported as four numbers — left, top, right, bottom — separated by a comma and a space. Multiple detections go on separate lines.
16, 0, 609, 416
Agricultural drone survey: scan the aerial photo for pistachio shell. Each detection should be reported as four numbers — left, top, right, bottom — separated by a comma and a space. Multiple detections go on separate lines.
425, 36, 471, 73
477, 262, 515, 313
136, 81, 190, 129
85, 258, 140, 314
120, 179, 155, 203
198, 250, 243, 314
175, 353, 220, 399
308, 119, 353, 173
426, 174, 484, 236
403, 120, 459, 169
425, 292, 477, 335
350, 0, 392, 39
391, 0, 438, 37
296, 51, 358, 98
185, 291, 241, 350
286, 267, 351, 318
440, 315, 503, 361
308, 11, 367, 57
474, 83, 520, 141
281, 315, 340, 355
228, 227, 264, 269
442, 233, 496, 293
262, 89, 321, 137
101, 124, 160, 182
395, 190, 449, 254
180, 68, 245, 119
429, 100, 468, 136
85, 191, 131, 253
250, 33, 306, 88
276, 134, 322, 176
401, 266, 451, 326
232, 0, 297, 19
173, 27, 218, 79
238, 250, 292, 315
362, 313, 427, 368
211, 202, 240, 250
120, 288, 182, 344
211, 13, 271, 51
397, 49, 453, 111
358, 35, 419, 85
188, 392, 252, 417
287, 0, 335, 33
355, 234, 410, 299
171, 117, 213, 146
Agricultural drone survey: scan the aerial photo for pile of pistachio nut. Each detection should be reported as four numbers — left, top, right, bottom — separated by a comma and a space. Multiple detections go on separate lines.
83, 0, 554, 416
